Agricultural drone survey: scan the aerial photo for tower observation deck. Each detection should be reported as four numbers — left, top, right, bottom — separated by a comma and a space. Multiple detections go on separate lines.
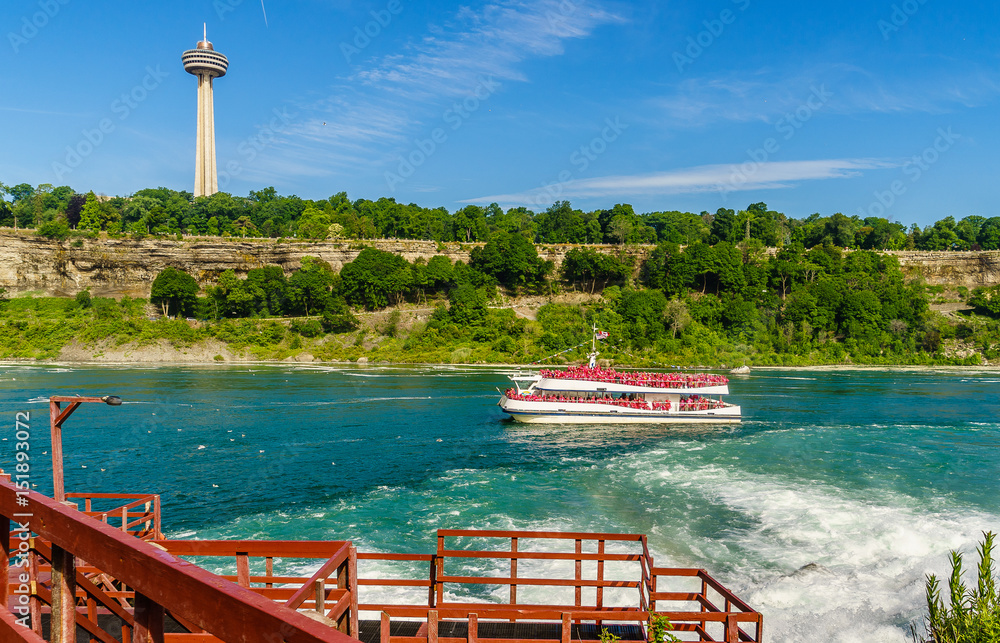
182, 25, 229, 198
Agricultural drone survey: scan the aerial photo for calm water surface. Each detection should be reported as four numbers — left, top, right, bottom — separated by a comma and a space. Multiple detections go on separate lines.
1, 364, 998, 642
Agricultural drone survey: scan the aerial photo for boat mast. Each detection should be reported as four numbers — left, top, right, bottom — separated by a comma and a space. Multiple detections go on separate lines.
588, 323, 599, 368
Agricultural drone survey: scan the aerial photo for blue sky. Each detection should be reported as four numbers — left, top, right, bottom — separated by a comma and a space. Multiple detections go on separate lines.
2, 0, 998, 226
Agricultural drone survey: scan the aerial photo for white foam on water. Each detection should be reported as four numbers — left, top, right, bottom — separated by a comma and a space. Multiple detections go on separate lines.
624, 454, 1000, 642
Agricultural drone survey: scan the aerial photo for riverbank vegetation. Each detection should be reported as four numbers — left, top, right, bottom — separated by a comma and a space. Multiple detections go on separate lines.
2, 230, 1000, 365
3, 180, 1000, 365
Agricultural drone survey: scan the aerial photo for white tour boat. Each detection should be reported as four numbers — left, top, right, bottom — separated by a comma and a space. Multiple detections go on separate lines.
498, 329, 741, 424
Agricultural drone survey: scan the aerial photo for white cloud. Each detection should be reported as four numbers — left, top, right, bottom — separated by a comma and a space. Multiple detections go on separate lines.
464, 158, 897, 207
355, 0, 622, 100
255, 0, 621, 182
650, 64, 1000, 128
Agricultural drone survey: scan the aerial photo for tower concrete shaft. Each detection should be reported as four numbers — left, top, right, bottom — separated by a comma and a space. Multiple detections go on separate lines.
182, 27, 229, 198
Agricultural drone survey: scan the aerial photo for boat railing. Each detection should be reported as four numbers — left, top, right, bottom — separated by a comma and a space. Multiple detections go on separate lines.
538, 368, 729, 390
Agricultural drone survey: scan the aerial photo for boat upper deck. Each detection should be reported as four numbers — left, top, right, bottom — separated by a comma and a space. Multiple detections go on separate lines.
537, 367, 729, 391
529, 368, 730, 396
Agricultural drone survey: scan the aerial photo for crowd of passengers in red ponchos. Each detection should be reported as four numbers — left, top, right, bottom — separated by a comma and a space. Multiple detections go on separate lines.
504, 390, 726, 411
538, 366, 728, 389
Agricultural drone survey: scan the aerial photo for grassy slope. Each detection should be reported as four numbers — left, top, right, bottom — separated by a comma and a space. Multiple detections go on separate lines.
0, 294, 994, 367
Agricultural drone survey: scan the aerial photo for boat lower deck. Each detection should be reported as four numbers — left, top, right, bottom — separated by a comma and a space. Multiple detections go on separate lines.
504, 409, 742, 424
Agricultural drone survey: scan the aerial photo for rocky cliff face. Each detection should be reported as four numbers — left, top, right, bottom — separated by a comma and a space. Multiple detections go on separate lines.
0, 233, 484, 297
0, 230, 996, 297
886, 250, 1000, 289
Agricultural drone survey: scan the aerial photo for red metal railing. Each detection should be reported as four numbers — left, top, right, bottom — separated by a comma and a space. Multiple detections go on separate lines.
66, 492, 162, 540
650, 567, 762, 642
0, 479, 358, 643
353, 530, 762, 643
157, 539, 360, 636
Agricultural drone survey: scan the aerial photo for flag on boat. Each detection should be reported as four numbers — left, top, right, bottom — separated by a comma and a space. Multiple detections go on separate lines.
596, 331, 609, 340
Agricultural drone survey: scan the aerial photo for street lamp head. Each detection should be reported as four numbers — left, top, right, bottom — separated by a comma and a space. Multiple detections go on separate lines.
101, 395, 123, 406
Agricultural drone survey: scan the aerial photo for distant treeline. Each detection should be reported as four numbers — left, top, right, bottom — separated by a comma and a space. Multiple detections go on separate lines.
1, 181, 998, 250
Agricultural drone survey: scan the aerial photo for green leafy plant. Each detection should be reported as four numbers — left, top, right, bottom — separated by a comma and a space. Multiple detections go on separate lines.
923, 531, 1000, 642
598, 627, 620, 643
648, 613, 681, 643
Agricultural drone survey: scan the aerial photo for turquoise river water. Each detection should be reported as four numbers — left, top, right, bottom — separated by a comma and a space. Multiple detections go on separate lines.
1, 364, 998, 641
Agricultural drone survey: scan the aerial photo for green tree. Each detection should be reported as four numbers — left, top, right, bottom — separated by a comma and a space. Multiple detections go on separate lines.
616, 289, 667, 347
213, 269, 254, 317
977, 218, 1000, 250
452, 205, 489, 242
297, 207, 333, 240
150, 267, 200, 317
340, 248, 411, 309
561, 247, 631, 293
288, 257, 337, 316
969, 286, 1000, 318
448, 283, 489, 325
77, 192, 102, 234
470, 231, 551, 290
245, 266, 289, 315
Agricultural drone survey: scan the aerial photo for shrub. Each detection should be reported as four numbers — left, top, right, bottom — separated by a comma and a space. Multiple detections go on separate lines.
291, 319, 323, 338
75, 290, 92, 309
37, 220, 71, 240
922, 531, 1000, 642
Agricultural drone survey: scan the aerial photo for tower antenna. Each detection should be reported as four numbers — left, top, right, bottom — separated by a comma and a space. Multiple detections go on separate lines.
203, 23, 207, 42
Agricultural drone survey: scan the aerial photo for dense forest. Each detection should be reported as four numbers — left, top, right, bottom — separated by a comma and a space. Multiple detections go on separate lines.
2, 181, 1000, 250
1, 180, 999, 366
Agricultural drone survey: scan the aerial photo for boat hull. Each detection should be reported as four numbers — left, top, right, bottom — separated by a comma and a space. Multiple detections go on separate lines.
499, 397, 741, 424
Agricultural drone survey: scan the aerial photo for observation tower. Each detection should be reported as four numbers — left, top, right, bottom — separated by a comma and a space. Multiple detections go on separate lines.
182, 25, 229, 197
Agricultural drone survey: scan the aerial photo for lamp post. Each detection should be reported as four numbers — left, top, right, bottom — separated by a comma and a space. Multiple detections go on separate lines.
48, 395, 122, 502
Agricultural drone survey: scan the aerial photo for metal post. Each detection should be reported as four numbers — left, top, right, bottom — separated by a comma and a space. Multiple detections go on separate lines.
0, 516, 8, 607
133, 592, 165, 643
348, 545, 359, 636
428, 609, 438, 643
236, 553, 250, 587
47, 396, 122, 502
468, 613, 478, 643
380, 611, 390, 643
315, 579, 325, 614
50, 544, 76, 643
29, 546, 42, 635
49, 399, 67, 503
